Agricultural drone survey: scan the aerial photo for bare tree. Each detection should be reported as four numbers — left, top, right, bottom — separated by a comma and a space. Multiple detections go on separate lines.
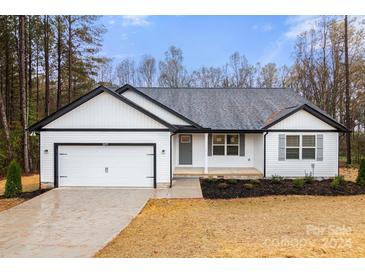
257, 63, 279, 88
228, 52, 256, 87
115, 58, 136, 85
138, 55, 156, 87
344, 15, 351, 164
158, 46, 191, 87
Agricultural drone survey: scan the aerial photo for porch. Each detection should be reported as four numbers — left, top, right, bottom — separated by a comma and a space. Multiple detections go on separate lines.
173, 167, 263, 179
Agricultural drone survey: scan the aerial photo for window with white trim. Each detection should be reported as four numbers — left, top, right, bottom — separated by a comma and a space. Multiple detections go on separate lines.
302, 135, 316, 159
286, 135, 300, 159
212, 134, 239, 156
285, 135, 316, 160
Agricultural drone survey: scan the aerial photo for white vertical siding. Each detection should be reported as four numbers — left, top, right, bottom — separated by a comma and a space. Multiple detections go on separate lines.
253, 134, 264, 173
123, 90, 191, 126
265, 132, 338, 177
44, 92, 166, 129
270, 109, 335, 130
40, 131, 171, 187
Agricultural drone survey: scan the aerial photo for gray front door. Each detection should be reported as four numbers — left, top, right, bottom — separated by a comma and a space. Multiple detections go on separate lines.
179, 134, 192, 165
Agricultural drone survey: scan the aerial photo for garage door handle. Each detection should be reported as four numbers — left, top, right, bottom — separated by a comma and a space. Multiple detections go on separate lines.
60, 176, 67, 178
60, 153, 68, 155
146, 153, 154, 156
146, 176, 154, 178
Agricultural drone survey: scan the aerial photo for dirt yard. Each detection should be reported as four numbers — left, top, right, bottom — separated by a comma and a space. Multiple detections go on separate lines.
0, 175, 41, 212
0, 174, 40, 196
96, 195, 365, 258
339, 167, 359, 182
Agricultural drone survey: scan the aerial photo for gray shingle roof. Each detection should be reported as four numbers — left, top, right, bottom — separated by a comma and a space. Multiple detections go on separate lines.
128, 87, 340, 130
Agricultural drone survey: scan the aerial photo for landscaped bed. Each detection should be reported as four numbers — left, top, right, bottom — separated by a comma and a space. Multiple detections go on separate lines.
200, 177, 365, 199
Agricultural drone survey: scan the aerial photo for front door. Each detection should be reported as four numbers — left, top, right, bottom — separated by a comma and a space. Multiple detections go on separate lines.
179, 134, 192, 165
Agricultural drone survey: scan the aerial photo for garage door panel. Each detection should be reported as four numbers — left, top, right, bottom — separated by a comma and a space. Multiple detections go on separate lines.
58, 145, 154, 187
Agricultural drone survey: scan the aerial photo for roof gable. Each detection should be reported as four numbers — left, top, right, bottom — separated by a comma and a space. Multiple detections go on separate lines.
28, 86, 176, 131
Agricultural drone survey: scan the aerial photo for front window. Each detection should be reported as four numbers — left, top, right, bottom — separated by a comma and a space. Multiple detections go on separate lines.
213, 134, 225, 155
212, 134, 239, 156
302, 135, 316, 159
286, 135, 300, 159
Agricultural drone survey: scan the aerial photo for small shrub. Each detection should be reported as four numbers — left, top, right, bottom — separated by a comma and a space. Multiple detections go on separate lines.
249, 179, 260, 184
331, 175, 344, 189
271, 175, 283, 183
356, 158, 365, 185
217, 182, 229, 189
4, 160, 22, 198
227, 179, 238, 185
243, 183, 254, 190
205, 178, 218, 184
304, 172, 314, 184
293, 178, 305, 188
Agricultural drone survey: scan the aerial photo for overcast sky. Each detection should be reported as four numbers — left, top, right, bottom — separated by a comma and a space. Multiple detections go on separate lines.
98, 15, 321, 70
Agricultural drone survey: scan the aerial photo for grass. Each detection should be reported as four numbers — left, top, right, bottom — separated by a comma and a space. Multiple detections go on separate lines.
95, 195, 365, 258
0, 174, 40, 196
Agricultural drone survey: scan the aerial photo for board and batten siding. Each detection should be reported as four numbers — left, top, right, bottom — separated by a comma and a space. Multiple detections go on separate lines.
122, 90, 191, 126
266, 109, 338, 177
40, 131, 171, 187
44, 92, 167, 129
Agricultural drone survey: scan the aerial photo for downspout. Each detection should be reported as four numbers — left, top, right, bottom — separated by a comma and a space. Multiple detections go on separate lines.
170, 132, 177, 188
263, 131, 268, 178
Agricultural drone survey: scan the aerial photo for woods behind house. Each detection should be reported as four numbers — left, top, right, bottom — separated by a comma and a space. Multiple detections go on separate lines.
0, 16, 364, 176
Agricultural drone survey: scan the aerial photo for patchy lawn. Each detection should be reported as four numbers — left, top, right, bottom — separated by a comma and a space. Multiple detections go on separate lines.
95, 196, 365, 258
0, 174, 45, 213
0, 174, 40, 196
340, 167, 359, 182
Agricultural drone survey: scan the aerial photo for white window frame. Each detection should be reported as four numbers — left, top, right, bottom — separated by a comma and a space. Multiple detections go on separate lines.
302, 135, 316, 160
212, 134, 240, 156
285, 134, 316, 160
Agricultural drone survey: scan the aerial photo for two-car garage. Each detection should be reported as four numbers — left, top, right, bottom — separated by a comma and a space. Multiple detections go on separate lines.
55, 144, 156, 188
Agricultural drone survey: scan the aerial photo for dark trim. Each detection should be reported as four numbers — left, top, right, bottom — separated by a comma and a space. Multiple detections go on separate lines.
177, 128, 264, 133
40, 128, 170, 132
53, 143, 157, 188
262, 104, 348, 132
263, 131, 268, 178
266, 129, 341, 132
28, 85, 177, 132
38, 133, 41, 190
117, 84, 203, 129
170, 132, 177, 188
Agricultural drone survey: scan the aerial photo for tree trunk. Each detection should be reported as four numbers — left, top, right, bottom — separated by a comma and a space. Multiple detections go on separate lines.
19, 15, 30, 173
0, 88, 12, 160
36, 41, 39, 119
44, 15, 50, 116
344, 15, 352, 165
67, 15, 72, 103
57, 16, 62, 110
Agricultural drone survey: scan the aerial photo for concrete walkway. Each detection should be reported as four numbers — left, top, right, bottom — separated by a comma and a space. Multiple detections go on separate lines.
0, 178, 202, 257
0, 188, 153, 257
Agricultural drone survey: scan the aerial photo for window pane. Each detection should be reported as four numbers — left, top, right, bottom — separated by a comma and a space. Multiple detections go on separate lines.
286, 148, 299, 159
286, 135, 299, 147
227, 145, 239, 155
227, 134, 239, 145
302, 148, 315, 159
302, 135, 315, 147
213, 146, 225, 155
213, 135, 225, 144
180, 135, 191, 143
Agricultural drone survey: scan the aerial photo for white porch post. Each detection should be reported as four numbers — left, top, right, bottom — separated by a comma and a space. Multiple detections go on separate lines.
204, 133, 208, 174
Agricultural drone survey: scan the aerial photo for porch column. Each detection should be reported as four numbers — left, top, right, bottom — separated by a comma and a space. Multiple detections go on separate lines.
204, 133, 208, 174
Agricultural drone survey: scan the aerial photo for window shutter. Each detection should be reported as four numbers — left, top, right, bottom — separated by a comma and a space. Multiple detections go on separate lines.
317, 134, 323, 161
208, 134, 212, 156
239, 134, 245, 156
278, 134, 285, 161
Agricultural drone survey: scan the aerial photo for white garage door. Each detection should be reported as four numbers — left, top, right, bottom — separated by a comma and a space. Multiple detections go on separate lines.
57, 145, 154, 187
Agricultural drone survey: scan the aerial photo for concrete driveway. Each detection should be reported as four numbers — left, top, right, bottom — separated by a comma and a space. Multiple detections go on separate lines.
0, 188, 153, 257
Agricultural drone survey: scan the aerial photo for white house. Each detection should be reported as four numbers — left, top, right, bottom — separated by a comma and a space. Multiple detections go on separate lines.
28, 84, 347, 188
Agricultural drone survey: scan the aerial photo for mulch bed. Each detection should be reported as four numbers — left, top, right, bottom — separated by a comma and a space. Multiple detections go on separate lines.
200, 178, 365, 199
0, 189, 49, 200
